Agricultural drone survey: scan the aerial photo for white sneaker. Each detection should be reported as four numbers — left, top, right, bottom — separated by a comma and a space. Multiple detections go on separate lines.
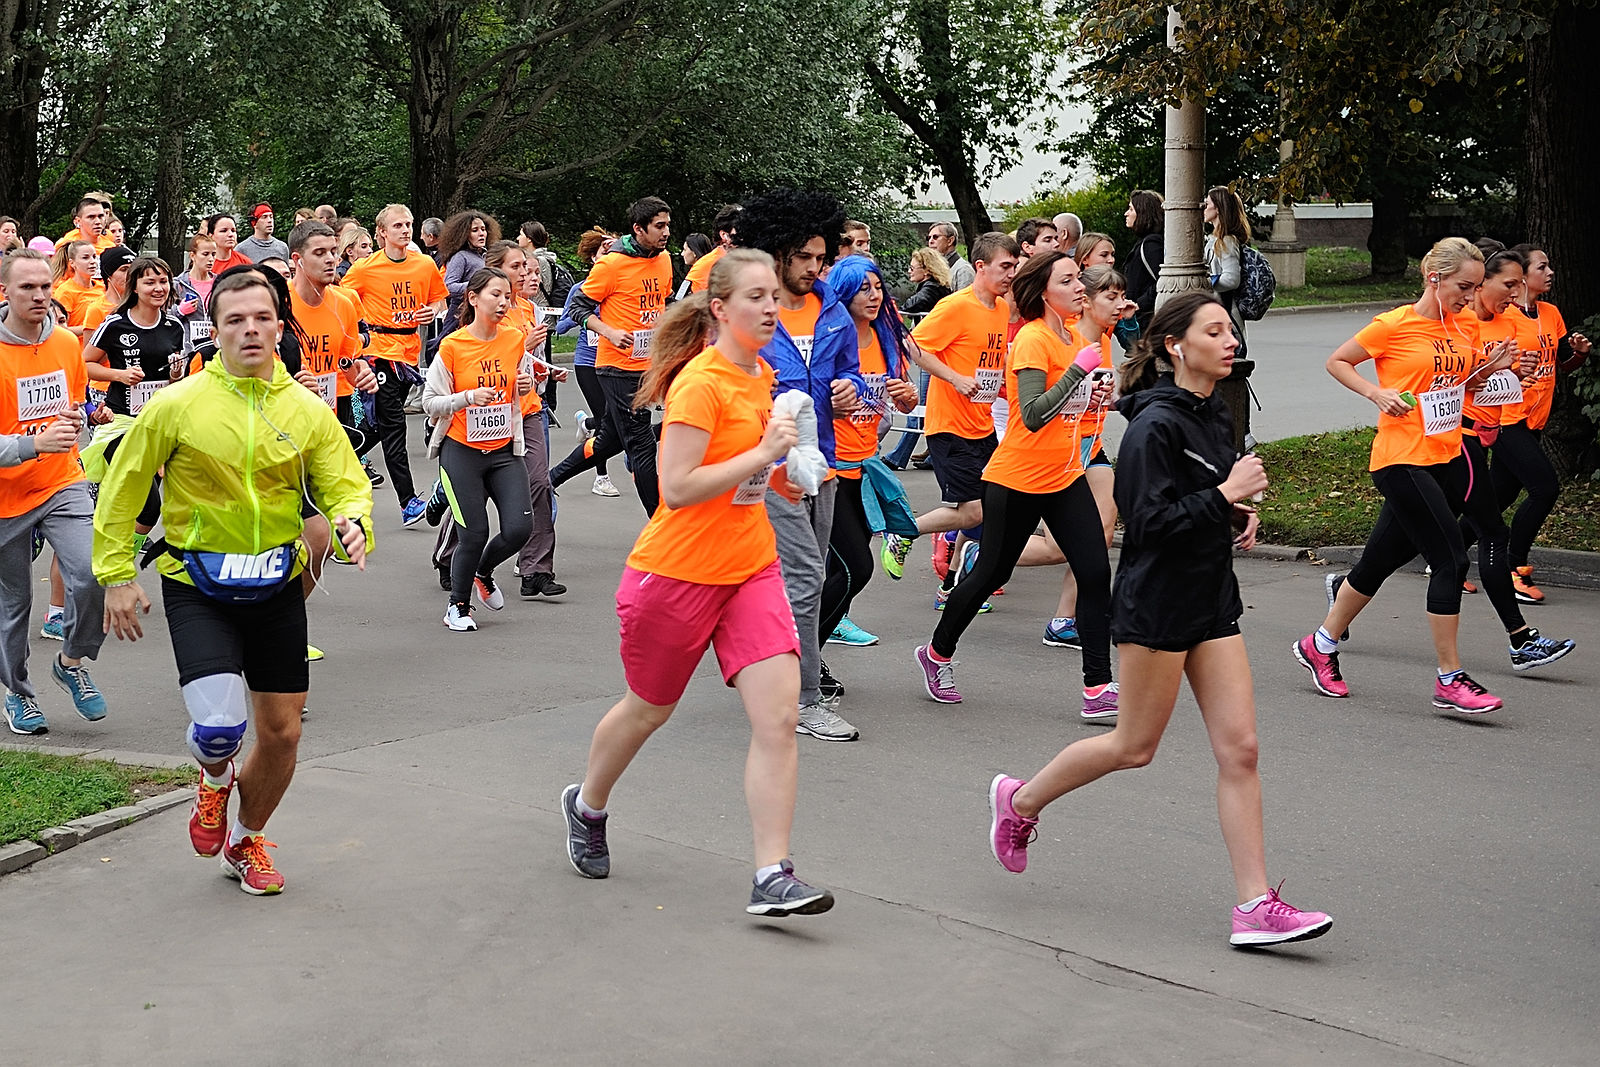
574, 411, 591, 441
592, 474, 620, 497
473, 574, 505, 611
443, 602, 478, 632
795, 702, 859, 742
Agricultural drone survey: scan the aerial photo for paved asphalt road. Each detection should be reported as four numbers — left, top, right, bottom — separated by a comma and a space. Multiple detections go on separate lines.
2, 305, 1594, 1064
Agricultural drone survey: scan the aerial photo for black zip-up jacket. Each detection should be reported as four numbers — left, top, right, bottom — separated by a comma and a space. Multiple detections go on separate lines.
1110, 375, 1243, 650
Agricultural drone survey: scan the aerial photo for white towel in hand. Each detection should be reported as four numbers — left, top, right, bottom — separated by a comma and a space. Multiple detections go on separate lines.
772, 389, 828, 496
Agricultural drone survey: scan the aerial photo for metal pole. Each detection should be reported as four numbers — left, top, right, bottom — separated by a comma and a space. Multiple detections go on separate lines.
1155, 6, 1210, 309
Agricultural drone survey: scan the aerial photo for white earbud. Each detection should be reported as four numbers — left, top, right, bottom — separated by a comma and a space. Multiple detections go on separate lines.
1174, 344, 1185, 361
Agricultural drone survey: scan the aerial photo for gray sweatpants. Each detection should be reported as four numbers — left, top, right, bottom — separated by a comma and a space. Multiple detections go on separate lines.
765, 478, 837, 706
0, 482, 106, 698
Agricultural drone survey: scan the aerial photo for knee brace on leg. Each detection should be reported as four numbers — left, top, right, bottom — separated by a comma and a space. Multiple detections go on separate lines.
183, 673, 248, 763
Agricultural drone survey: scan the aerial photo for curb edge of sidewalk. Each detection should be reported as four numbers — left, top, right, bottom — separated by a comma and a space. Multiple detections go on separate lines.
0, 745, 193, 878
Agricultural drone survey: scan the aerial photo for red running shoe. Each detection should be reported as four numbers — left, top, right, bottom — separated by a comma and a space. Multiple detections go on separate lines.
932, 534, 952, 581
187, 764, 233, 857
221, 835, 285, 895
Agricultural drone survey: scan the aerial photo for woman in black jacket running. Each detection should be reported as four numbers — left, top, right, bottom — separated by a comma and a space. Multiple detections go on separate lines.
985, 290, 1333, 949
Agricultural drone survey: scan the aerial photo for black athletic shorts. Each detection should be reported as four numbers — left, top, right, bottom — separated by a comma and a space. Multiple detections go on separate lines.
162, 575, 309, 692
926, 431, 997, 506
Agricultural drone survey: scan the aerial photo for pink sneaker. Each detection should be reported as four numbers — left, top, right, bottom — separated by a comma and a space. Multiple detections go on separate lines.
1433, 671, 1502, 715
987, 775, 1038, 873
1081, 682, 1118, 721
1230, 883, 1333, 946
915, 645, 962, 703
1293, 634, 1348, 698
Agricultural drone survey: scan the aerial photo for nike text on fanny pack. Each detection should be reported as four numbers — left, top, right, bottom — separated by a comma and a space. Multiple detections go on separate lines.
215, 548, 289, 581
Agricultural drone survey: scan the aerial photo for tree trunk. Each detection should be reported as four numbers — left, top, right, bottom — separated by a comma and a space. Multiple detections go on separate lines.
1526, 5, 1600, 479
407, 21, 460, 220
1367, 176, 1410, 280
941, 151, 993, 251
155, 124, 185, 267
0, 0, 47, 235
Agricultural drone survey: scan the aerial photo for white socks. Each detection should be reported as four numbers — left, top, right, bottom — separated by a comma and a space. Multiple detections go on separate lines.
202, 763, 235, 790
1313, 628, 1339, 655
755, 862, 785, 883
575, 787, 606, 820
228, 820, 262, 848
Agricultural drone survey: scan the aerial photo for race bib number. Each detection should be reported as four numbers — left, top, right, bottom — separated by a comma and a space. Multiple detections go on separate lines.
584, 328, 600, 348
129, 379, 166, 415
189, 320, 212, 342
313, 372, 338, 409
973, 367, 1002, 405
466, 403, 513, 443
733, 463, 775, 505
1419, 385, 1464, 437
852, 374, 888, 422
16, 370, 68, 422
794, 336, 815, 366
1060, 375, 1096, 419
1472, 369, 1523, 407
630, 329, 654, 360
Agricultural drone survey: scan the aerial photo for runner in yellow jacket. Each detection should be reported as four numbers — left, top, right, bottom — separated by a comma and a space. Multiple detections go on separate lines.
95, 268, 373, 896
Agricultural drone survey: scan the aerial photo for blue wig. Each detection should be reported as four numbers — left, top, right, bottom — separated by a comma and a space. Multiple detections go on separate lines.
825, 254, 906, 378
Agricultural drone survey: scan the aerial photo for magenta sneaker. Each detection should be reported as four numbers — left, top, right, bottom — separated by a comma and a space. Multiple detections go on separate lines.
1081, 682, 1118, 721
1292, 634, 1348, 698
1230, 883, 1333, 946
915, 645, 962, 703
987, 774, 1038, 873
1433, 671, 1502, 715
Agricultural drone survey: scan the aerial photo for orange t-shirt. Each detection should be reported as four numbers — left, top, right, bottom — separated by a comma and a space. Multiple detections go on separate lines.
291, 284, 363, 406
81, 295, 119, 334
833, 329, 891, 476
0, 329, 88, 518
1462, 310, 1522, 437
1355, 305, 1481, 472
1076, 325, 1116, 441
341, 249, 448, 366
54, 230, 116, 253
436, 325, 523, 451
1505, 301, 1566, 430
53, 276, 103, 326
686, 245, 727, 293
211, 249, 253, 274
983, 320, 1093, 494
911, 287, 1011, 440
626, 346, 778, 584
580, 250, 673, 372
501, 297, 545, 417
777, 294, 823, 363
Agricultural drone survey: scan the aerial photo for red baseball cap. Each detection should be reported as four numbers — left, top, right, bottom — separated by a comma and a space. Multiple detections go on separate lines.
250, 203, 273, 223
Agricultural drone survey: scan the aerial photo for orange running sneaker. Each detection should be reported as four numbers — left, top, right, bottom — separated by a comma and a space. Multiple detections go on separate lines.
221, 835, 285, 895
1512, 566, 1545, 604
187, 764, 234, 857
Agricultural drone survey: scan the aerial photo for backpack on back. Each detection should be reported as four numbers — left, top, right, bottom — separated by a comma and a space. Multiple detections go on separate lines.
1236, 244, 1276, 321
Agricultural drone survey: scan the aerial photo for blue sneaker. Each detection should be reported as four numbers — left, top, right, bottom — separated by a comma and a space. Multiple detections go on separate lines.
828, 617, 879, 647
40, 616, 64, 641
934, 587, 991, 614
1043, 617, 1080, 648
4, 691, 47, 735
401, 496, 428, 528
52, 657, 107, 721
1509, 628, 1575, 672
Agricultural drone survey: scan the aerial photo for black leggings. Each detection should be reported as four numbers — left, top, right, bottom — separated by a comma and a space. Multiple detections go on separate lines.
1458, 435, 1525, 632
102, 433, 161, 528
440, 439, 534, 604
548, 368, 658, 516
820, 475, 874, 639
1480, 421, 1559, 567
374, 359, 417, 503
932, 478, 1112, 688
1348, 458, 1469, 616
572, 364, 610, 478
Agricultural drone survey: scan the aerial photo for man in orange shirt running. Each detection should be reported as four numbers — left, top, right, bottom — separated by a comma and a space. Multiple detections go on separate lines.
0, 251, 109, 735
547, 196, 674, 516
341, 204, 448, 526
54, 195, 116, 253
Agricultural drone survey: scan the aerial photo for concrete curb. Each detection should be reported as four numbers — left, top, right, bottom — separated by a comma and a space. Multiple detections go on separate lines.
0, 745, 193, 877
1266, 300, 1399, 317
1308, 544, 1600, 591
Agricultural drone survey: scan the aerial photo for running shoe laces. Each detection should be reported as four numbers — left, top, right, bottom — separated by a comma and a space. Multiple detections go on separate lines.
236, 836, 278, 873
934, 658, 958, 691
1324, 650, 1344, 681
195, 781, 229, 829
60, 664, 100, 700
1454, 673, 1489, 696
1009, 818, 1039, 851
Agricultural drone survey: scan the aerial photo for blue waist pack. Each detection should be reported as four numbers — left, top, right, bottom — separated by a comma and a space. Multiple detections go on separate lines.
180, 545, 298, 603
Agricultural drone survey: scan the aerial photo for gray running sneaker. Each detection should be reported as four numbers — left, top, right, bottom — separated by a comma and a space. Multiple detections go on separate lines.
562, 783, 609, 879
796, 702, 859, 742
747, 860, 835, 916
